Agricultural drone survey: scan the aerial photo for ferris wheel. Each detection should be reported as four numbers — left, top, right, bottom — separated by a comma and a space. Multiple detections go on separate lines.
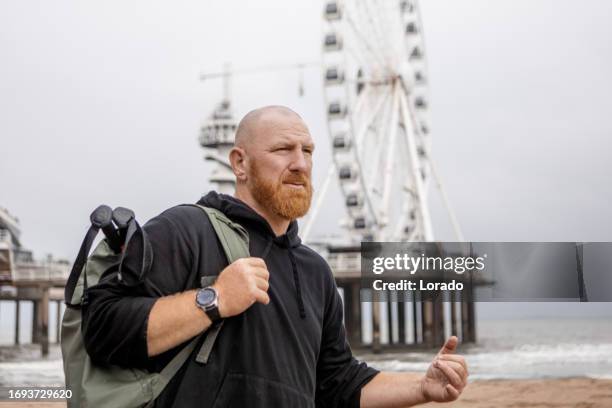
197, 0, 462, 244
311, 0, 453, 243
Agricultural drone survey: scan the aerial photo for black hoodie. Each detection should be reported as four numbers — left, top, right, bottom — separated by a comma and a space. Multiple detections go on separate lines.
83, 192, 379, 408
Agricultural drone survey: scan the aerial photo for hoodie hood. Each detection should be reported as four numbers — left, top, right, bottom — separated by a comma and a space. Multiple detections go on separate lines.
198, 191, 306, 318
198, 191, 302, 247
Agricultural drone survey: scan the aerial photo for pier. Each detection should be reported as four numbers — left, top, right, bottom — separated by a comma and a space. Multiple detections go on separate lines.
0, 259, 69, 356
0, 209, 69, 357
0, 245, 481, 357
328, 246, 479, 351
1, 209, 481, 358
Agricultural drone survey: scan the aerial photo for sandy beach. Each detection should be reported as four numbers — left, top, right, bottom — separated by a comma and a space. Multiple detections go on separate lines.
0, 378, 610, 407
423, 377, 612, 408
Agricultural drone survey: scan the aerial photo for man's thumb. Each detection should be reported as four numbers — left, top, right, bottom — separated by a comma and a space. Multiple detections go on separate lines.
439, 336, 458, 355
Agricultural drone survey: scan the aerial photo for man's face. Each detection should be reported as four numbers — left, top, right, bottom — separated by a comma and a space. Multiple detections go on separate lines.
244, 115, 315, 220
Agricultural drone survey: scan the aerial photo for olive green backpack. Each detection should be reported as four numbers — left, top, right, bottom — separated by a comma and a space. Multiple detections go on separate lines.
61, 204, 249, 408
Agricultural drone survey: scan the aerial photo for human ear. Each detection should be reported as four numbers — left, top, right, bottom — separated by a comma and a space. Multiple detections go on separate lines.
229, 147, 247, 181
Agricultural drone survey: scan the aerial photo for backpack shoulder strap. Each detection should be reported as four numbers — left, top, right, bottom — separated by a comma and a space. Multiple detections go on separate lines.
150, 204, 249, 400
195, 205, 250, 264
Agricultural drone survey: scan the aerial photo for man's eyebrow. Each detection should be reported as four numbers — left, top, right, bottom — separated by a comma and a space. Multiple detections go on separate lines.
268, 139, 315, 149
268, 141, 293, 149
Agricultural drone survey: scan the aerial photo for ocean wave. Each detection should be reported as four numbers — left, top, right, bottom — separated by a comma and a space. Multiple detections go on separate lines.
0, 359, 64, 387
361, 342, 612, 379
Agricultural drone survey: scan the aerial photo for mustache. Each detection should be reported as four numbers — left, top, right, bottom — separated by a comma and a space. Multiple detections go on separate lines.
282, 173, 311, 185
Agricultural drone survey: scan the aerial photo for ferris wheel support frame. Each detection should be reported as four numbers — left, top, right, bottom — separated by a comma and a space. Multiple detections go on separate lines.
302, 164, 335, 240
398, 84, 434, 241
380, 83, 401, 230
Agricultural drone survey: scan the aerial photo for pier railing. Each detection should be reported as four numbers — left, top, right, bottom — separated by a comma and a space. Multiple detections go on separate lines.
11, 262, 70, 283
327, 251, 361, 278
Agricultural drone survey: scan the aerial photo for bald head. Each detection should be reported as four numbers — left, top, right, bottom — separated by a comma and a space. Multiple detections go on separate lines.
229, 105, 315, 228
234, 105, 305, 148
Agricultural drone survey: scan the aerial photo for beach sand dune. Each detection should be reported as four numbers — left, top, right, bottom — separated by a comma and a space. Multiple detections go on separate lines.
0, 378, 610, 408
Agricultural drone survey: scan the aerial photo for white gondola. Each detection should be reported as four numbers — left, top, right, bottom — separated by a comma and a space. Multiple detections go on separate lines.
352, 216, 368, 230
414, 96, 427, 109
332, 132, 351, 150
327, 101, 347, 119
324, 67, 345, 85
324, 1, 342, 21
345, 192, 363, 208
409, 46, 423, 60
414, 71, 425, 84
400, 0, 415, 14
337, 164, 357, 181
323, 32, 343, 52
405, 22, 418, 35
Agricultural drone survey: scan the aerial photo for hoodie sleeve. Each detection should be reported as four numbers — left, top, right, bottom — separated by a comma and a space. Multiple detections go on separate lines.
315, 273, 380, 408
82, 209, 195, 369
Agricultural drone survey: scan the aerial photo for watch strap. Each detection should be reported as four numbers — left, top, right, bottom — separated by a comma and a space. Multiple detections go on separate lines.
205, 305, 222, 323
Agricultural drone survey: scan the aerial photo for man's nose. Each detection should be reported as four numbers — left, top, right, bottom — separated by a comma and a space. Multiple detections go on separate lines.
289, 150, 310, 173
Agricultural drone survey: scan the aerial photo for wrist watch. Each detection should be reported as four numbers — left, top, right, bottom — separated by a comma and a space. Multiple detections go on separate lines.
195, 287, 222, 323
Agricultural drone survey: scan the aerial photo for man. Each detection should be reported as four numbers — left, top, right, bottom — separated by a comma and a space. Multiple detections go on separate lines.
83, 106, 468, 407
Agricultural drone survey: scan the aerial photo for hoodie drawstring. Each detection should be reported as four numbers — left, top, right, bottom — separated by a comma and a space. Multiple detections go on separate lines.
287, 248, 306, 319
261, 239, 274, 261
274, 235, 306, 319
264, 236, 306, 319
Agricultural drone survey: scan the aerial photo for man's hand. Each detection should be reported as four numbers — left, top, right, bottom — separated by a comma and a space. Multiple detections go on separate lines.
420, 336, 469, 403
212, 257, 270, 318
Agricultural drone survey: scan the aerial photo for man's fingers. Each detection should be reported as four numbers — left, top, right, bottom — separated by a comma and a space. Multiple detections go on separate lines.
438, 336, 458, 355
254, 289, 270, 305
445, 384, 460, 401
253, 266, 270, 280
245, 257, 267, 267
437, 359, 468, 385
435, 360, 463, 389
439, 354, 468, 373
254, 277, 269, 292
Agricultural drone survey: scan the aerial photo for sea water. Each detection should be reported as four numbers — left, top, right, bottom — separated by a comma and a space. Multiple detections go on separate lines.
360, 319, 612, 380
1, 299, 611, 386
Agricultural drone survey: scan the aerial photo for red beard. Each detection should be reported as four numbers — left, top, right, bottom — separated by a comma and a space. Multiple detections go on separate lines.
248, 162, 313, 220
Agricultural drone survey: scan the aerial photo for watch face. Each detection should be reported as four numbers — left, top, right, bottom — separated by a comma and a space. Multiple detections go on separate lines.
197, 288, 216, 306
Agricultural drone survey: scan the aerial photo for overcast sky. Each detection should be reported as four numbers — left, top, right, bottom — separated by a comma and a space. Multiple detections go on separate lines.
2, 0, 611, 319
